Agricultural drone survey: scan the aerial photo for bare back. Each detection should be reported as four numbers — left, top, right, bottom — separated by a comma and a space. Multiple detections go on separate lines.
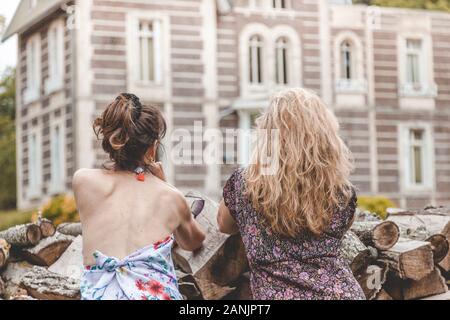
73, 169, 189, 266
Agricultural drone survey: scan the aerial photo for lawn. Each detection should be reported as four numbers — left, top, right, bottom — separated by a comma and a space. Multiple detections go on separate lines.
0, 209, 34, 231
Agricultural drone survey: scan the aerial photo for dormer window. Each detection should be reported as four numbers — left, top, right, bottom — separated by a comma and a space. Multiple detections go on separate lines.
249, 35, 263, 85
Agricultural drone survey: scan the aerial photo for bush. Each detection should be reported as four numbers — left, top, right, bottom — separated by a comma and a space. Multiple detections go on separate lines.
357, 196, 396, 220
41, 195, 79, 225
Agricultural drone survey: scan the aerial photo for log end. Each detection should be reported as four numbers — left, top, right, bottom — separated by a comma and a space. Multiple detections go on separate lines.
373, 221, 400, 251
27, 224, 42, 246
39, 221, 56, 238
426, 234, 449, 263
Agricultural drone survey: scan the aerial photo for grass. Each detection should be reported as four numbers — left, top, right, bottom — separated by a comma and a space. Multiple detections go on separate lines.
0, 209, 34, 231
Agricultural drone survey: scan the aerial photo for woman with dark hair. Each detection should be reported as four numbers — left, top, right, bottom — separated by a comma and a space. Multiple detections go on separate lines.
73, 93, 205, 300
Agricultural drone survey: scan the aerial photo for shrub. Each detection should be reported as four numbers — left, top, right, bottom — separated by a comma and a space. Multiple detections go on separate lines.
357, 195, 396, 220
41, 195, 79, 225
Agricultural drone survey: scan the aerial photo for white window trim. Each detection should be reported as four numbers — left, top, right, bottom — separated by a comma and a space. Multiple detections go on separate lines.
49, 119, 66, 195
239, 23, 301, 98
126, 12, 165, 86
333, 31, 366, 94
398, 123, 435, 194
27, 127, 43, 200
397, 33, 437, 99
24, 34, 41, 105
45, 19, 65, 95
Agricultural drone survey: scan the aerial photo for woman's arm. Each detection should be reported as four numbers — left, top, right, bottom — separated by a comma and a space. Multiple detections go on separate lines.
217, 200, 239, 235
174, 197, 206, 252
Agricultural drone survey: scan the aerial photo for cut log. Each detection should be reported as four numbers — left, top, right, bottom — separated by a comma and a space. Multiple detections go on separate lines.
10, 295, 37, 300
57, 222, 82, 237
350, 221, 400, 251
48, 235, 83, 281
173, 192, 248, 287
21, 232, 74, 267
355, 262, 389, 300
379, 238, 434, 281
1, 261, 33, 299
224, 272, 252, 300
421, 291, 450, 300
438, 221, 450, 272
402, 268, 448, 300
388, 212, 450, 240
194, 277, 235, 300
176, 270, 203, 300
37, 218, 56, 238
374, 289, 393, 300
21, 266, 80, 300
0, 276, 4, 297
0, 238, 11, 269
425, 234, 449, 264
0, 223, 42, 247
339, 231, 377, 274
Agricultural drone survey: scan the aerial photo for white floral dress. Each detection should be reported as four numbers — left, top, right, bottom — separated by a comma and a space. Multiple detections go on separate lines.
80, 236, 183, 300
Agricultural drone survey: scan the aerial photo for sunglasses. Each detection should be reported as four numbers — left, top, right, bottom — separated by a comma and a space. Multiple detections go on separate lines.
186, 195, 205, 218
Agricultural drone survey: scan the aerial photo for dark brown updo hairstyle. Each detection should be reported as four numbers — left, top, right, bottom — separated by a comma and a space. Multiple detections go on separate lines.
93, 93, 167, 172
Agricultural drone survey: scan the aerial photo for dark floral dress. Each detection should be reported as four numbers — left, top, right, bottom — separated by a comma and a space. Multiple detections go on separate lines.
223, 168, 365, 300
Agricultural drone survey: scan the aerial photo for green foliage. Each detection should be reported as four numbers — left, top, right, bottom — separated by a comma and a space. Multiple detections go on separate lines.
0, 210, 33, 231
353, 0, 450, 11
40, 195, 80, 225
357, 195, 396, 220
0, 68, 16, 210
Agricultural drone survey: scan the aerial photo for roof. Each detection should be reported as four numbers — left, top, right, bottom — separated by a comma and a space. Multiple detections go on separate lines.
1, 0, 64, 42
2, 0, 233, 43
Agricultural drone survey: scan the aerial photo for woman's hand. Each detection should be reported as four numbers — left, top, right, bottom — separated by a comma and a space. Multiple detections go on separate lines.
149, 162, 166, 181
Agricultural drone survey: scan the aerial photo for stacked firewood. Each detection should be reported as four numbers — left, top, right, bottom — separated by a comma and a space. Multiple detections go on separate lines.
0, 196, 449, 300
345, 206, 450, 300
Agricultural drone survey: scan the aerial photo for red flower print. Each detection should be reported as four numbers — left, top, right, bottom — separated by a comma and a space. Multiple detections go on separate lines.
146, 280, 164, 296
161, 293, 171, 300
153, 236, 171, 249
136, 279, 146, 291
141, 294, 149, 300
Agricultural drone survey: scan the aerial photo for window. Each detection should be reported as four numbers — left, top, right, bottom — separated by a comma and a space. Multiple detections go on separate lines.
400, 124, 434, 191
45, 22, 64, 94
272, 0, 287, 9
340, 40, 353, 80
28, 131, 42, 198
275, 37, 289, 85
137, 20, 162, 83
24, 35, 41, 104
406, 39, 422, 86
50, 123, 65, 193
249, 35, 263, 84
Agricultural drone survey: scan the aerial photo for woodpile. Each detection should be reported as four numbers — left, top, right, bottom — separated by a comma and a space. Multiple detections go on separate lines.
0, 199, 449, 300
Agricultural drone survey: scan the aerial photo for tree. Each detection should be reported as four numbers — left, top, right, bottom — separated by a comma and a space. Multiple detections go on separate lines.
0, 68, 16, 209
353, 0, 450, 11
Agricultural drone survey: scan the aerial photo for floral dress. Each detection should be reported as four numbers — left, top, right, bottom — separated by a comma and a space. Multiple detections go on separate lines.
80, 236, 183, 300
223, 168, 366, 300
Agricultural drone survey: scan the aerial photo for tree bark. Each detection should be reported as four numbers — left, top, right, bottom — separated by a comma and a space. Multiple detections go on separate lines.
438, 221, 450, 272
225, 272, 252, 300
56, 223, 82, 237
20, 266, 80, 300
176, 270, 203, 300
350, 221, 400, 251
0, 223, 42, 247
374, 289, 393, 300
379, 238, 434, 281
173, 193, 248, 287
21, 232, 74, 267
401, 268, 448, 300
339, 231, 377, 274
387, 211, 450, 239
0, 238, 11, 269
194, 277, 235, 300
1, 261, 33, 299
48, 235, 83, 281
0, 276, 4, 297
355, 262, 389, 300
37, 218, 56, 238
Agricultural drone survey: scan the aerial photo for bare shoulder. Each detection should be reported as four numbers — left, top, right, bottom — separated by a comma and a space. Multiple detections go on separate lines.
157, 182, 190, 215
72, 169, 112, 194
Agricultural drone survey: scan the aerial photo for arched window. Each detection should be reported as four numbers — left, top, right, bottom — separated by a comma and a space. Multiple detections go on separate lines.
275, 37, 289, 85
340, 40, 353, 80
249, 35, 263, 84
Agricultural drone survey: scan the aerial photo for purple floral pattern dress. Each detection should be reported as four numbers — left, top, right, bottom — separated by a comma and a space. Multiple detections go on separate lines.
223, 168, 365, 300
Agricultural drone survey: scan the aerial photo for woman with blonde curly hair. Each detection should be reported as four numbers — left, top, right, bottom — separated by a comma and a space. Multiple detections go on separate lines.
217, 88, 365, 300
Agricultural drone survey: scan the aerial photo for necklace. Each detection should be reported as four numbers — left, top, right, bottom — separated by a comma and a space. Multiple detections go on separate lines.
134, 166, 145, 182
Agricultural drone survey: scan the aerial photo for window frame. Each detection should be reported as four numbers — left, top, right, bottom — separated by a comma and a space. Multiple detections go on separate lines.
45, 20, 65, 95
27, 127, 43, 199
248, 35, 264, 86
275, 37, 289, 85
24, 34, 41, 104
398, 123, 435, 193
49, 119, 66, 195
